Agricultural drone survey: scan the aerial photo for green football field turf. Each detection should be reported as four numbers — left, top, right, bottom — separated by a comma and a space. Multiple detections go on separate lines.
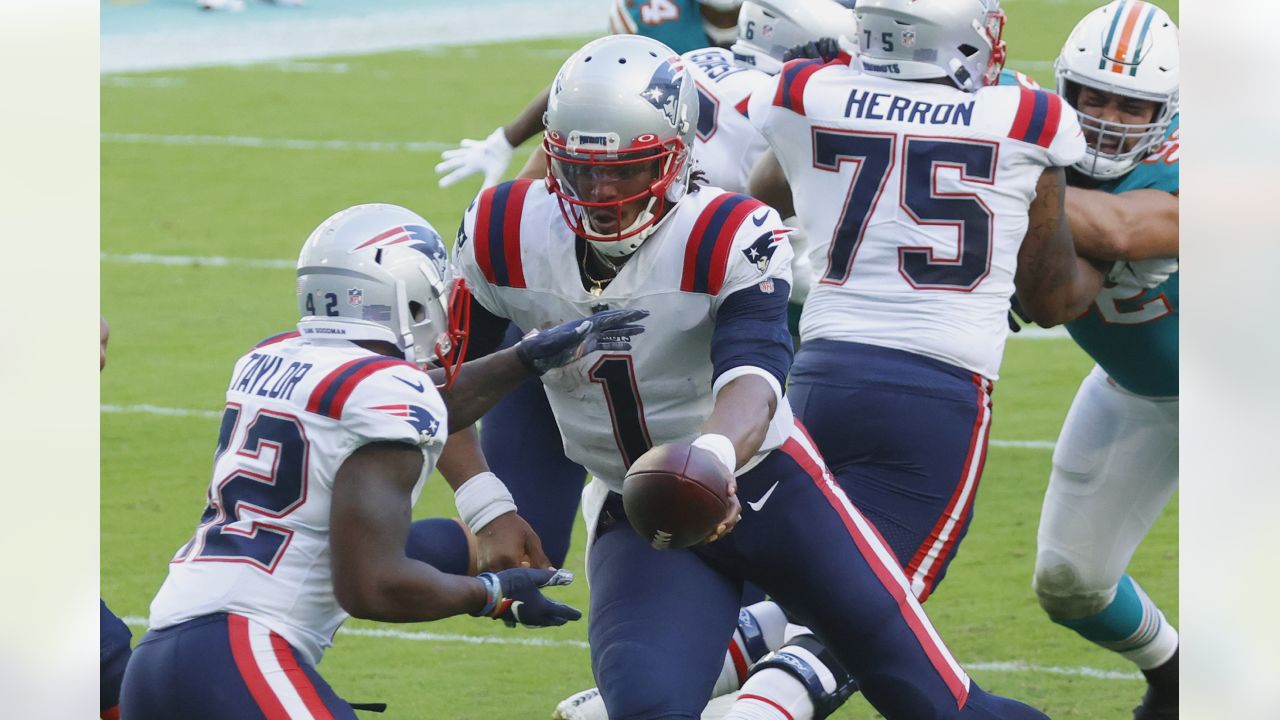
102, 3, 1178, 717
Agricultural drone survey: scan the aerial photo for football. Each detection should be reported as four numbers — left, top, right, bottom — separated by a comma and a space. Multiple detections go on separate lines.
622, 442, 734, 550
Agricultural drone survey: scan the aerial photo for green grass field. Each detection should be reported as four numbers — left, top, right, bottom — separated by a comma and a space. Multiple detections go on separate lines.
102, 3, 1178, 717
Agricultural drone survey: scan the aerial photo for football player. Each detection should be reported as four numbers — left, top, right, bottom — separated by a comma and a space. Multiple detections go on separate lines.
117, 204, 646, 718
1029, 3, 1181, 719
736, 3, 1107, 717
100, 315, 132, 720
434, 0, 746, 193
454, 33, 1050, 720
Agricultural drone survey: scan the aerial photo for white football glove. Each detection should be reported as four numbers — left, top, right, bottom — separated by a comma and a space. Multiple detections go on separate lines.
1106, 258, 1178, 290
435, 127, 515, 189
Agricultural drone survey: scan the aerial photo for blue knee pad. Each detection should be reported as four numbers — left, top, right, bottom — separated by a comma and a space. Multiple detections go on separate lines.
405, 518, 471, 576
747, 634, 856, 720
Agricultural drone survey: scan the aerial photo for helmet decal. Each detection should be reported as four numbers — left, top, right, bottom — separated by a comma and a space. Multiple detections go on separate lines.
639, 58, 686, 129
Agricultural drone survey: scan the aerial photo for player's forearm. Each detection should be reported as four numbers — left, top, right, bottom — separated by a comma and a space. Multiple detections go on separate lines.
1066, 187, 1179, 261
747, 151, 795, 218
338, 560, 486, 623
1018, 254, 1106, 327
437, 426, 492, 492
503, 85, 552, 147
437, 348, 531, 431
700, 374, 777, 469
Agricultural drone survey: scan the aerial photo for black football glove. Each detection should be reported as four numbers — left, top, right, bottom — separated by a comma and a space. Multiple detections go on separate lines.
474, 568, 582, 628
1007, 293, 1032, 333
783, 37, 842, 64
514, 308, 648, 375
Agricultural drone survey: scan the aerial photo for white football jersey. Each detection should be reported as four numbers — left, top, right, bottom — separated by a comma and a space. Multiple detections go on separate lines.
749, 56, 1085, 379
682, 47, 774, 193
149, 334, 447, 666
456, 180, 795, 492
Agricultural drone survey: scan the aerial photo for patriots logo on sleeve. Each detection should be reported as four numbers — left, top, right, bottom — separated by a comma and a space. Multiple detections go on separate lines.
741, 228, 792, 274
640, 58, 686, 129
371, 404, 442, 439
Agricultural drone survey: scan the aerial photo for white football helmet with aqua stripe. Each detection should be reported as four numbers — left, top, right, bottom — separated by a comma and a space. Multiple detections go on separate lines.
1055, 0, 1179, 180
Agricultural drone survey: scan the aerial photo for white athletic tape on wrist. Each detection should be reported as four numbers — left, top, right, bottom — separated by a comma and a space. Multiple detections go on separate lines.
692, 433, 737, 475
454, 471, 517, 534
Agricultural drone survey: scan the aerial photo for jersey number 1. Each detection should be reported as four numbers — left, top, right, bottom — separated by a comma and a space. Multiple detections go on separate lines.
589, 355, 654, 468
814, 129, 997, 290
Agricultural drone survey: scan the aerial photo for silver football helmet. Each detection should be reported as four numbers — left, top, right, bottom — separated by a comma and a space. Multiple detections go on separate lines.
731, 0, 859, 75
544, 35, 699, 258
854, 0, 1007, 91
296, 204, 468, 381
1055, 0, 1179, 180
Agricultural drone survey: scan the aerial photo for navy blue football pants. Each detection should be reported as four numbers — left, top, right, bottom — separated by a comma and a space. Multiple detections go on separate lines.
589, 433, 1046, 720
101, 599, 132, 719
790, 340, 995, 601
121, 613, 357, 720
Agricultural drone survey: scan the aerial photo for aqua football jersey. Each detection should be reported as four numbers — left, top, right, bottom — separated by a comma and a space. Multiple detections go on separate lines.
1066, 115, 1180, 397
609, 0, 710, 53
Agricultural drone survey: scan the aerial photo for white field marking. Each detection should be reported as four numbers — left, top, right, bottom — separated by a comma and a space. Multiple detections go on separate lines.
102, 76, 186, 88
247, 61, 351, 74
1010, 325, 1072, 340
102, 404, 221, 419
101, 252, 294, 269
101, 403, 1059, 449
101, 132, 454, 154
989, 439, 1057, 450
120, 617, 588, 649
118, 617, 1137, 679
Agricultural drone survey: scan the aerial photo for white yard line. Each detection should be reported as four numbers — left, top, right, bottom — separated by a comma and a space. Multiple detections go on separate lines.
102, 404, 1055, 449
117, 616, 1136, 679
101, 132, 454, 153
101, 252, 294, 269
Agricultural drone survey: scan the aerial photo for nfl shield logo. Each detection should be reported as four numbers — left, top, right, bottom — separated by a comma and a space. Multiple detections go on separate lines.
348, 288, 364, 306
902, 30, 916, 48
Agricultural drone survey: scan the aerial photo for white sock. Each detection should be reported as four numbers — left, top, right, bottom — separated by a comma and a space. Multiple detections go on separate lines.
721, 641, 836, 720
712, 601, 792, 696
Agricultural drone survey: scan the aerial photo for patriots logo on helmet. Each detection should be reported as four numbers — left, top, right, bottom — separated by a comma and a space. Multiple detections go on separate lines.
372, 403, 442, 438
741, 228, 791, 274
639, 58, 685, 129
352, 224, 449, 277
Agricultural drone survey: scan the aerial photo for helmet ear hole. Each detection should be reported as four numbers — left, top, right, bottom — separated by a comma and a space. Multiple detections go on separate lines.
409, 301, 427, 323
958, 44, 979, 58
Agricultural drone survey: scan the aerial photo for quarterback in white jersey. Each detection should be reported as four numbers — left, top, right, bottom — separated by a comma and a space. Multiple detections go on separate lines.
118, 205, 648, 719
457, 34, 1052, 720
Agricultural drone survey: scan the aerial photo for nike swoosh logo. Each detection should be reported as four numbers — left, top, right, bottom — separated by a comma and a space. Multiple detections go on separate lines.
747, 480, 780, 512
751, 210, 770, 226
394, 376, 425, 393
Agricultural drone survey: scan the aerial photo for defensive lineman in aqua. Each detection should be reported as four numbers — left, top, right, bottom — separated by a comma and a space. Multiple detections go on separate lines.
1026, 2, 1181, 719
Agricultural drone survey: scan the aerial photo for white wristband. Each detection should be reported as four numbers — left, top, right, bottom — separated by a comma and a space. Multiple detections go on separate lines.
691, 433, 737, 475
454, 471, 518, 534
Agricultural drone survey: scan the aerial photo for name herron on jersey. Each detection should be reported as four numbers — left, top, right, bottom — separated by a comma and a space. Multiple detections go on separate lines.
844, 88, 976, 127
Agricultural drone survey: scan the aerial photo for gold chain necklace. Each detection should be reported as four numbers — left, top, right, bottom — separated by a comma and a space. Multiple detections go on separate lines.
580, 245, 620, 296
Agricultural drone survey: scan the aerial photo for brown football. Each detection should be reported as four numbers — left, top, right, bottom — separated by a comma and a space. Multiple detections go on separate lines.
622, 442, 733, 550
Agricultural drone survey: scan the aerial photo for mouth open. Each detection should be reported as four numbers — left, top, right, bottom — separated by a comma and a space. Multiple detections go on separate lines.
589, 209, 619, 233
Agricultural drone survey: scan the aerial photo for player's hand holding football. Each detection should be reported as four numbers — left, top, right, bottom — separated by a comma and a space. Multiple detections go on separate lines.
515, 308, 649, 375
476, 511, 552, 571
474, 568, 582, 628
692, 438, 741, 544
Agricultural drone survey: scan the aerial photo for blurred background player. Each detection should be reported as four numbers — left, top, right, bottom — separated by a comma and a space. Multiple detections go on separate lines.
1028, 3, 1181, 719
100, 316, 132, 720
454, 33, 1050, 720
117, 204, 648, 718
435, 0, 745, 194
197, 0, 303, 12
